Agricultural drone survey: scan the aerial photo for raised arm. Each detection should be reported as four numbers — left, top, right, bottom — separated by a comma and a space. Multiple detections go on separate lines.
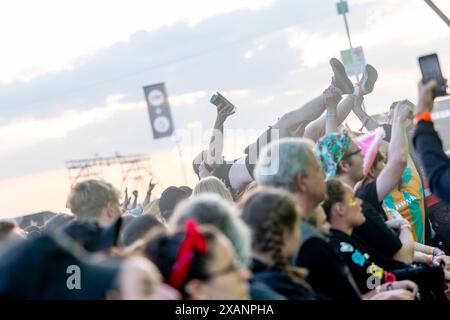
413, 80, 450, 203
304, 94, 358, 141
325, 90, 341, 135
142, 179, 156, 208
376, 103, 409, 201
352, 101, 379, 131
205, 104, 235, 167
131, 190, 138, 209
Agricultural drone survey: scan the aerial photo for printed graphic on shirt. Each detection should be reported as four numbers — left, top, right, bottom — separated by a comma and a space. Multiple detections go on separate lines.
340, 242, 354, 253
337, 241, 394, 291
351, 250, 366, 267
384, 162, 426, 243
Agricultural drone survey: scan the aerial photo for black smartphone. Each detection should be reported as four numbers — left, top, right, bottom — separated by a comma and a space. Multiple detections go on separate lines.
210, 92, 235, 111
418, 53, 448, 97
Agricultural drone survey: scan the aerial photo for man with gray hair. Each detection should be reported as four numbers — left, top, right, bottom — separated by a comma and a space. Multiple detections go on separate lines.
67, 179, 122, 227
254, 137, 326, 218
254, 137, 364, 300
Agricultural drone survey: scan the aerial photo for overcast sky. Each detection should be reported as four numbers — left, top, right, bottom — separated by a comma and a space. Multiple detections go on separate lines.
0, 0, 449, 216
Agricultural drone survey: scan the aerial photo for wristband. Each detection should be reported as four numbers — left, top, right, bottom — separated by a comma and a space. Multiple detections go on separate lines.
326, 111, 337, 118
386, 283, 394, 291
414, 112, 432, 125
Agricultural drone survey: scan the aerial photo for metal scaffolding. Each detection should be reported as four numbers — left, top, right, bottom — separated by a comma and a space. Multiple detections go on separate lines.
65, 153, 159, 190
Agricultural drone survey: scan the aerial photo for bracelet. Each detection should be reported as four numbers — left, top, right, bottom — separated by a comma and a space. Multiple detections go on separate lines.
386, 283, 394, 291
432, 248, 444, 257
426, 255, 433, 264
431, 255, 439, 265
414, 112, 433, 125
326, 111, 337, 118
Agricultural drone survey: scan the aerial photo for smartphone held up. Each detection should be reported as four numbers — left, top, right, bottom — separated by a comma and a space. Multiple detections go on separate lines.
418, 53, 448, 98
210, 92, 236, 113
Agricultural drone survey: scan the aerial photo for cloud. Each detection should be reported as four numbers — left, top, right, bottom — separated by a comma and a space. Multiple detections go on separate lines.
256, 95, 274, 105
0, 88, 224, 156
244, 41, 268, 59
0, 0, 275, 84
0, 94, 142, 155
353, 0, 450, 49
169, 91, 207, 106
1, 0, 449, 181
284, 88, 305, 96
0, 0, 314, 121
285, 28, 346, 70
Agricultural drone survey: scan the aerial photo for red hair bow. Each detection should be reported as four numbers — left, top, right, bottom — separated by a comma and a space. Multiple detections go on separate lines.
168, 219, 207, 290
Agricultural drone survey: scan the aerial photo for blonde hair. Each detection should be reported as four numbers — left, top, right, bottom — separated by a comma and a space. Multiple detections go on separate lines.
193, 176, 233, 202
67, 179, 120, 220
236, 181, 257, 202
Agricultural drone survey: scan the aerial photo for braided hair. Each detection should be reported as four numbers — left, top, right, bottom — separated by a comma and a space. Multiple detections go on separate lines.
241, 188, 299, 271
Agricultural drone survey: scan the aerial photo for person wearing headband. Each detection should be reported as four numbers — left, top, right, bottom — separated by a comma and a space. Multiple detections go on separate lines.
143, 220, 250, 300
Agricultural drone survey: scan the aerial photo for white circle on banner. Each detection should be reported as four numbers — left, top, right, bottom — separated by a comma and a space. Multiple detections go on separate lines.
153, 116, 170, 133
148, 89, 165, 107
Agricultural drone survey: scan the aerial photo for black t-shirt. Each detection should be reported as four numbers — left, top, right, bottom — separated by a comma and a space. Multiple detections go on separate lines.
206, 158, 254, 193
211, 161, 234, 190
251, 259, 321, 300
331, 229, 447, 299
295, 237, 362, 300
329, 229, 398, 294
354, 180, 403, 259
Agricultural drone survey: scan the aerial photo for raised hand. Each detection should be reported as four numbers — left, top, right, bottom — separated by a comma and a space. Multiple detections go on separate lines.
216, 103, 235, 124
143, 179, 156, 208
131, 190, 139, 209
121, 187, 131, 212
147, 179, 156, 195
417, 80, 437, 114
394, 100, 414, 122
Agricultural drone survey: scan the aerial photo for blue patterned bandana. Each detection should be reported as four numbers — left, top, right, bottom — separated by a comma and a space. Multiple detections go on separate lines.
315, 132, 353, 179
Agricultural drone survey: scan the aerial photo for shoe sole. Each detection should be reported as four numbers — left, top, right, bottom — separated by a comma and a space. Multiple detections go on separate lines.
362, 64, 378, 94
330, 58, 354, 94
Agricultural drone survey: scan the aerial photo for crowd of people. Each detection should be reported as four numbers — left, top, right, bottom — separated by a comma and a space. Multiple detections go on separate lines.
1, 58, 449, 300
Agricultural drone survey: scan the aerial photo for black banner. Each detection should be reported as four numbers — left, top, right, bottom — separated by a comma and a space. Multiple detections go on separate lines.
143, 83, 175, 139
